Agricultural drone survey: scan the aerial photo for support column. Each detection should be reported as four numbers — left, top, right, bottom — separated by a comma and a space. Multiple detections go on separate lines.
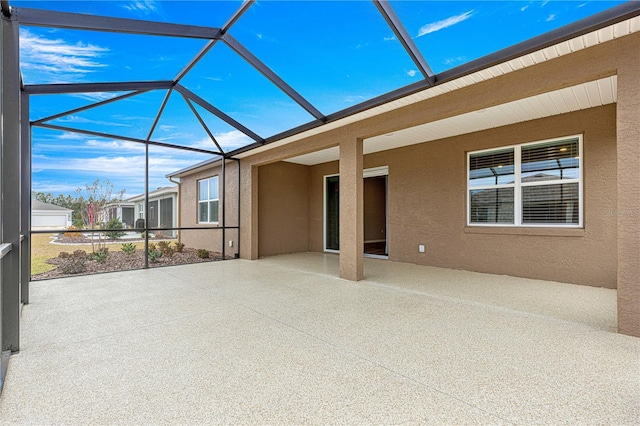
339, 136, 364, 281
239, 162, 258, 260
616, 55, 640, 337
1, 11, 21, 352
20, 92, 30, 305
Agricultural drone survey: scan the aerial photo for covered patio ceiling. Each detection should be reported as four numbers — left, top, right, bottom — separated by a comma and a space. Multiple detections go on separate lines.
10, 0, 640, 162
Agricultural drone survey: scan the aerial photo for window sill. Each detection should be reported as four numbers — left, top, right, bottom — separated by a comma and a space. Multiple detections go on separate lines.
464, 226, 585, 237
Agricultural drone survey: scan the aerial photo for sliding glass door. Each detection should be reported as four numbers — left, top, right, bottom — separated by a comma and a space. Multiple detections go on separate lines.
325, 175, 340, 251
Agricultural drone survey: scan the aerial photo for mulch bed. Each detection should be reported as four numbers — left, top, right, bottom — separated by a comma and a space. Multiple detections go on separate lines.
33, 248, 226, 281
52, 234, 169, 245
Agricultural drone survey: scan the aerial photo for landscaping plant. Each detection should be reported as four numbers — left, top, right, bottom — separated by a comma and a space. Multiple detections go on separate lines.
157, 241, 173, 257
104, 218, 126, 239
121, 242, 136, 255
91, 248, 109, 263
196, 249, 210, 259
148, 248, 162, 263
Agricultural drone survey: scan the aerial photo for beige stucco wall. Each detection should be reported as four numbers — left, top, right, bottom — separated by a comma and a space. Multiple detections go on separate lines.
258, 161, 310, 256
177, 160, 240, 256
306, 106, 617, 288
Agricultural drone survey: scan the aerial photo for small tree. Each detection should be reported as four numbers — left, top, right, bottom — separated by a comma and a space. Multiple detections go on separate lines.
104, 218, 126, 239
76, 179, 125, 253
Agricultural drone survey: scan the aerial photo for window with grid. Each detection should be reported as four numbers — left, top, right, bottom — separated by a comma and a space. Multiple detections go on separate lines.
198, 176, 219, 224
468, 136, 581, 227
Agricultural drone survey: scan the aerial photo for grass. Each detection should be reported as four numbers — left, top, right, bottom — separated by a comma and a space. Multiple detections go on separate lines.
31, 233, 147, 276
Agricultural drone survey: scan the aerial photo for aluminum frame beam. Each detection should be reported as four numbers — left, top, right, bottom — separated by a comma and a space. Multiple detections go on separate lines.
181, 94, 225, 154
146, 88, 173, 141
220, 0, 254, 35
174, 40, 219, 84
24, 81, 173, 95
20, 92, 30, 305
174, 84, 263, 143
33, 90, 149, 124
1, 10, 21, 354
14, 7, 220, 39
34, 122, 223, 156
373, 0, 435, 85
226, 80, 428, 157
174, 0, 254, 83
222, 33, 325, 122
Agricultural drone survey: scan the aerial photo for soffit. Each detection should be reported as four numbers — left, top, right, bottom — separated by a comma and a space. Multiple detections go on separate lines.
239, 16, 638, 163
285, 75, 617, 166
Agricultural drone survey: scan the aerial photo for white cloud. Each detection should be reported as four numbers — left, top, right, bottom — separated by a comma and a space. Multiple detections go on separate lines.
541, 1, 550, 7
214, 130, 253, 150
343, 95, 368, 104
384, 36, 397, 41
521, 5, 529, 12
31, 181, 84, 194
72, 92, 119, 102
417, 10, 474, 38
190, 130, 252, 151
123, 0, 158, 15
546, 14, 556, 22
20, 29, 109, 83
57, 132, 86, 140
55, 115, 132, 127
407, 70, 417, 77
443, 56, 466, 66
256, 33, 263, 39
159, 125, 176, 132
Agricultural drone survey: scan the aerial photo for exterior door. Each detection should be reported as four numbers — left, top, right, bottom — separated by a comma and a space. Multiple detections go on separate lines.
324, 175, 340, 251
148, 200, 158, 228
324, 167, 389, 256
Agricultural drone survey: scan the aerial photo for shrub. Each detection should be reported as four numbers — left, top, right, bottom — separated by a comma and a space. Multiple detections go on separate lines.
157, 241, 173, 257
91, 248, 109, 263
121, 242, 136, 255
196, 249, 210, 259
59, 256, 86, 274
154, 230, 165, 239
148, 242, 157, 251
58, 251, 70, 259
174, 242, 185, 253
141, 230, 147, 239
64, 226, 82, 239
73, 250, 87, 259
148, 249, 162, 263
104, 218, 126, 239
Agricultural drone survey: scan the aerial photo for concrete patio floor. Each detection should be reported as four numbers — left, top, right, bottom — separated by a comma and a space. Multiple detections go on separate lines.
0, 252, 638, 424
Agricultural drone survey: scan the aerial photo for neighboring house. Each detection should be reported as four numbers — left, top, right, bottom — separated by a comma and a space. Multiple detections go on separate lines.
31, 200, 72, 230
167, 19, 640, 336
127, 186, 179, 237
102, 202, 135, 228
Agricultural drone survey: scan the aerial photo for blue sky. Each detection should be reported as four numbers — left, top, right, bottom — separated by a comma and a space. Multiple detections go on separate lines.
16, 0, 625, 198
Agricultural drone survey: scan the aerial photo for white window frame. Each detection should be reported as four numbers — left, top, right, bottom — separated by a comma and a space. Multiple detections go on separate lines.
467, 135, 583, 228
198, 176, 219, 224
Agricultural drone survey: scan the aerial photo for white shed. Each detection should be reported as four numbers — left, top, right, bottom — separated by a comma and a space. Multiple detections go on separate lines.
31, 200, 73, 229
